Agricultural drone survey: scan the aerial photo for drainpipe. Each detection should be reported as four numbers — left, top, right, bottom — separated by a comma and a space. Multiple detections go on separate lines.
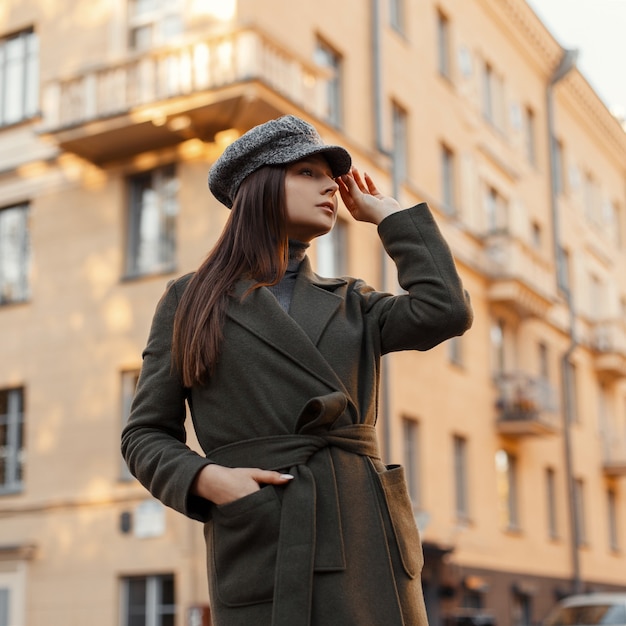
371, 0, 397, 464
547, 48, 582, 595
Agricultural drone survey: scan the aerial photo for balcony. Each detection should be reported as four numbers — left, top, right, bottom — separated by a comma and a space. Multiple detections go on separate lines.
602, 434, 626, 476
494, 372, 560, 436
483, 232, 554, 318
40, 28, 331, 164
590, 319, 626, 381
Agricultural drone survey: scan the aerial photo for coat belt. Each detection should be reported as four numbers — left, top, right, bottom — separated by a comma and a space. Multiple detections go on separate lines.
207, 392, 382, 626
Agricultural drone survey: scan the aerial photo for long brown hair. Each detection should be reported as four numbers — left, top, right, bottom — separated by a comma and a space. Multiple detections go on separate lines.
172, 166, 288, 387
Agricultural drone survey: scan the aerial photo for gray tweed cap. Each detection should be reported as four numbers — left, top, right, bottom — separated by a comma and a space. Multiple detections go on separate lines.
208, 115, 352, 208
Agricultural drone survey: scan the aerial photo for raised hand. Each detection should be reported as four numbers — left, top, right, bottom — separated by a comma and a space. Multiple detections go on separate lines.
337, 167, 401, 225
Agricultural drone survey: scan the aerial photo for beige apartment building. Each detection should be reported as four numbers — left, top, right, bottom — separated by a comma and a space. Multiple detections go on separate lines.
1, 0, 625, 625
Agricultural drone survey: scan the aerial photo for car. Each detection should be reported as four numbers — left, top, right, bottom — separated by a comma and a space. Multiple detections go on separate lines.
544, 594, 626, 626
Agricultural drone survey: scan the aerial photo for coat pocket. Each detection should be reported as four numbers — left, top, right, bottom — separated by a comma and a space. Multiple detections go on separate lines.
376, 464, 424, 579
210, 485, 281, 606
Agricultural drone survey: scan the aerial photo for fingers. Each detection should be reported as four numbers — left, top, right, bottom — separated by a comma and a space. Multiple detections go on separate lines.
249, 468, 294, 485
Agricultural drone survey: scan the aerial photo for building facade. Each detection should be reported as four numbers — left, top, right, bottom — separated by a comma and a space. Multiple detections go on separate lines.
0, 0, 625, 625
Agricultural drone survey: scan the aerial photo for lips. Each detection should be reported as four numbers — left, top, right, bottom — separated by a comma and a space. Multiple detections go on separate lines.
317, 201, 335, 214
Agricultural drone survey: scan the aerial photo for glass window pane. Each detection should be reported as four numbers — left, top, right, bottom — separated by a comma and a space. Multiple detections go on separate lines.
0, 205, 30, 302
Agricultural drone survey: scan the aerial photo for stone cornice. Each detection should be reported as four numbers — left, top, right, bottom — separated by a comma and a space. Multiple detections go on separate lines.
477, 0, 626, 165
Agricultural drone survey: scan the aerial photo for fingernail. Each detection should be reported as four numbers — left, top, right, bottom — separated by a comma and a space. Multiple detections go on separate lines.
280, 474, 294, 480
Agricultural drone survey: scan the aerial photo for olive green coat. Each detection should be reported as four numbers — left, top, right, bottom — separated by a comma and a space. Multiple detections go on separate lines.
122, 203, 473, 626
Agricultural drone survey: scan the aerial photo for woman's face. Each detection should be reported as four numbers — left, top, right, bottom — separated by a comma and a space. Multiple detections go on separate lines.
284, 155, 339, 242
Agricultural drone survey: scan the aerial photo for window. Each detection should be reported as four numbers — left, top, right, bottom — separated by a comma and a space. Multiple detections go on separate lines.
583, 172, 601, 225
392, 102, 408, 184
121, 574, 175, 626
453, 435, 469, 521
574, 478, 587, 546
512, 591, 533, 626
441, 143, 456, 214
390, 0, 405, 33
126, 164, 178, 278
437, 10, 451, 79
554, 139, 565, 195
120, 370, 140, 480
314, 39, 342, 127
315, 218, 347, 277
482, 61, 504, 130
607, 488, 619, 552
128, 0, 183, 51
448, 336, 463, 367
589, 273, 604, 321
524, 106, 536, 165
538, 342, 549, 381
546, 467, 558, 539
402, 418, 421, 509
531, 222, 542, 251
0, 203, 30, 304
496, 449, 519, 530
484, 185, 508, 233
0, 29, 38, 126
610, 201, 623, 249
0, 388, 24, 494
564, 360, 578, 424
491, 318, 506, 375
0, 567, 26, 626
557, 246, 570, 294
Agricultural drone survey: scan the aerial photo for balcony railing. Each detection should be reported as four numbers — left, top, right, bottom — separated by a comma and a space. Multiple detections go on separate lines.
483, 232, 554, 318
494, 372, 560, 436
40, 28, 331, 162
590, 319, 626, 380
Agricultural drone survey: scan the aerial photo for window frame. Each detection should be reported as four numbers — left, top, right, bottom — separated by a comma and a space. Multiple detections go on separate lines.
0, 29, 39, 127
436, 9, 451, 79
441, 142, 456, 214
315, 218, 348, 277
314, 38, 343, 128
391, 101, 408, 185
0, 387, 25, 495
0, 203, 31, 305
402, 417, 421, 509
120, 573, 176, 626
453, 434, 470, 521
125, 163, 178, 279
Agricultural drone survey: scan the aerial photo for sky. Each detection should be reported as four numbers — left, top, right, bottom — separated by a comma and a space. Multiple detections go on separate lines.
525, 0, 626, 120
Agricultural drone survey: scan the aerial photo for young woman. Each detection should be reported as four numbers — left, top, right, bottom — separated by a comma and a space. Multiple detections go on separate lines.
122, 115, 473, 626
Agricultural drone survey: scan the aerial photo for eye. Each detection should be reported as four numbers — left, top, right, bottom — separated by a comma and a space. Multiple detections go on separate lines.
299, 168, 314, 176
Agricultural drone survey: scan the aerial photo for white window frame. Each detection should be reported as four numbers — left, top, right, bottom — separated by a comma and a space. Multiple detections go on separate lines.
437, 9, 451, 79
546, 467, 558, 539
0, 203, 30, 304
402, 417, 421, 509
120, 370, 141, 480
0, 29, 38, 126
315, 218, 347, 277
128, 0, 184, 51
392, 102, 408, 185
126, 164, 178, 278
314, 39, 342, 128
120, 574, 176, 626
0, 388, 25, 495
453, 435, 469, 521
441, 143, 456, 214
0, 565, 27, 626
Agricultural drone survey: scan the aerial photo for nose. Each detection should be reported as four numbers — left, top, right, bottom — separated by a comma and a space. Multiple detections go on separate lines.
324, 176, 339, 195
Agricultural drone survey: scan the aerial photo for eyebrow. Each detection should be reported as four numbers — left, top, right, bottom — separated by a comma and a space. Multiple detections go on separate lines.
295, 158, 333, 175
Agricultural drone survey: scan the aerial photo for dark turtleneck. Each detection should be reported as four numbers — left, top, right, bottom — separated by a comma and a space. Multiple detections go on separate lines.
266, 240, 309, 313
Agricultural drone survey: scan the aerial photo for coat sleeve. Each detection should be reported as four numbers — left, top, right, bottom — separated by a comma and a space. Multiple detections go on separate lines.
121, 277, 213, 522
357, 202, 473, 354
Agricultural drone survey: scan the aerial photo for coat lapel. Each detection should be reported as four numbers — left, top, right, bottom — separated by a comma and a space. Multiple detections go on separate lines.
226, 259, 351, 398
